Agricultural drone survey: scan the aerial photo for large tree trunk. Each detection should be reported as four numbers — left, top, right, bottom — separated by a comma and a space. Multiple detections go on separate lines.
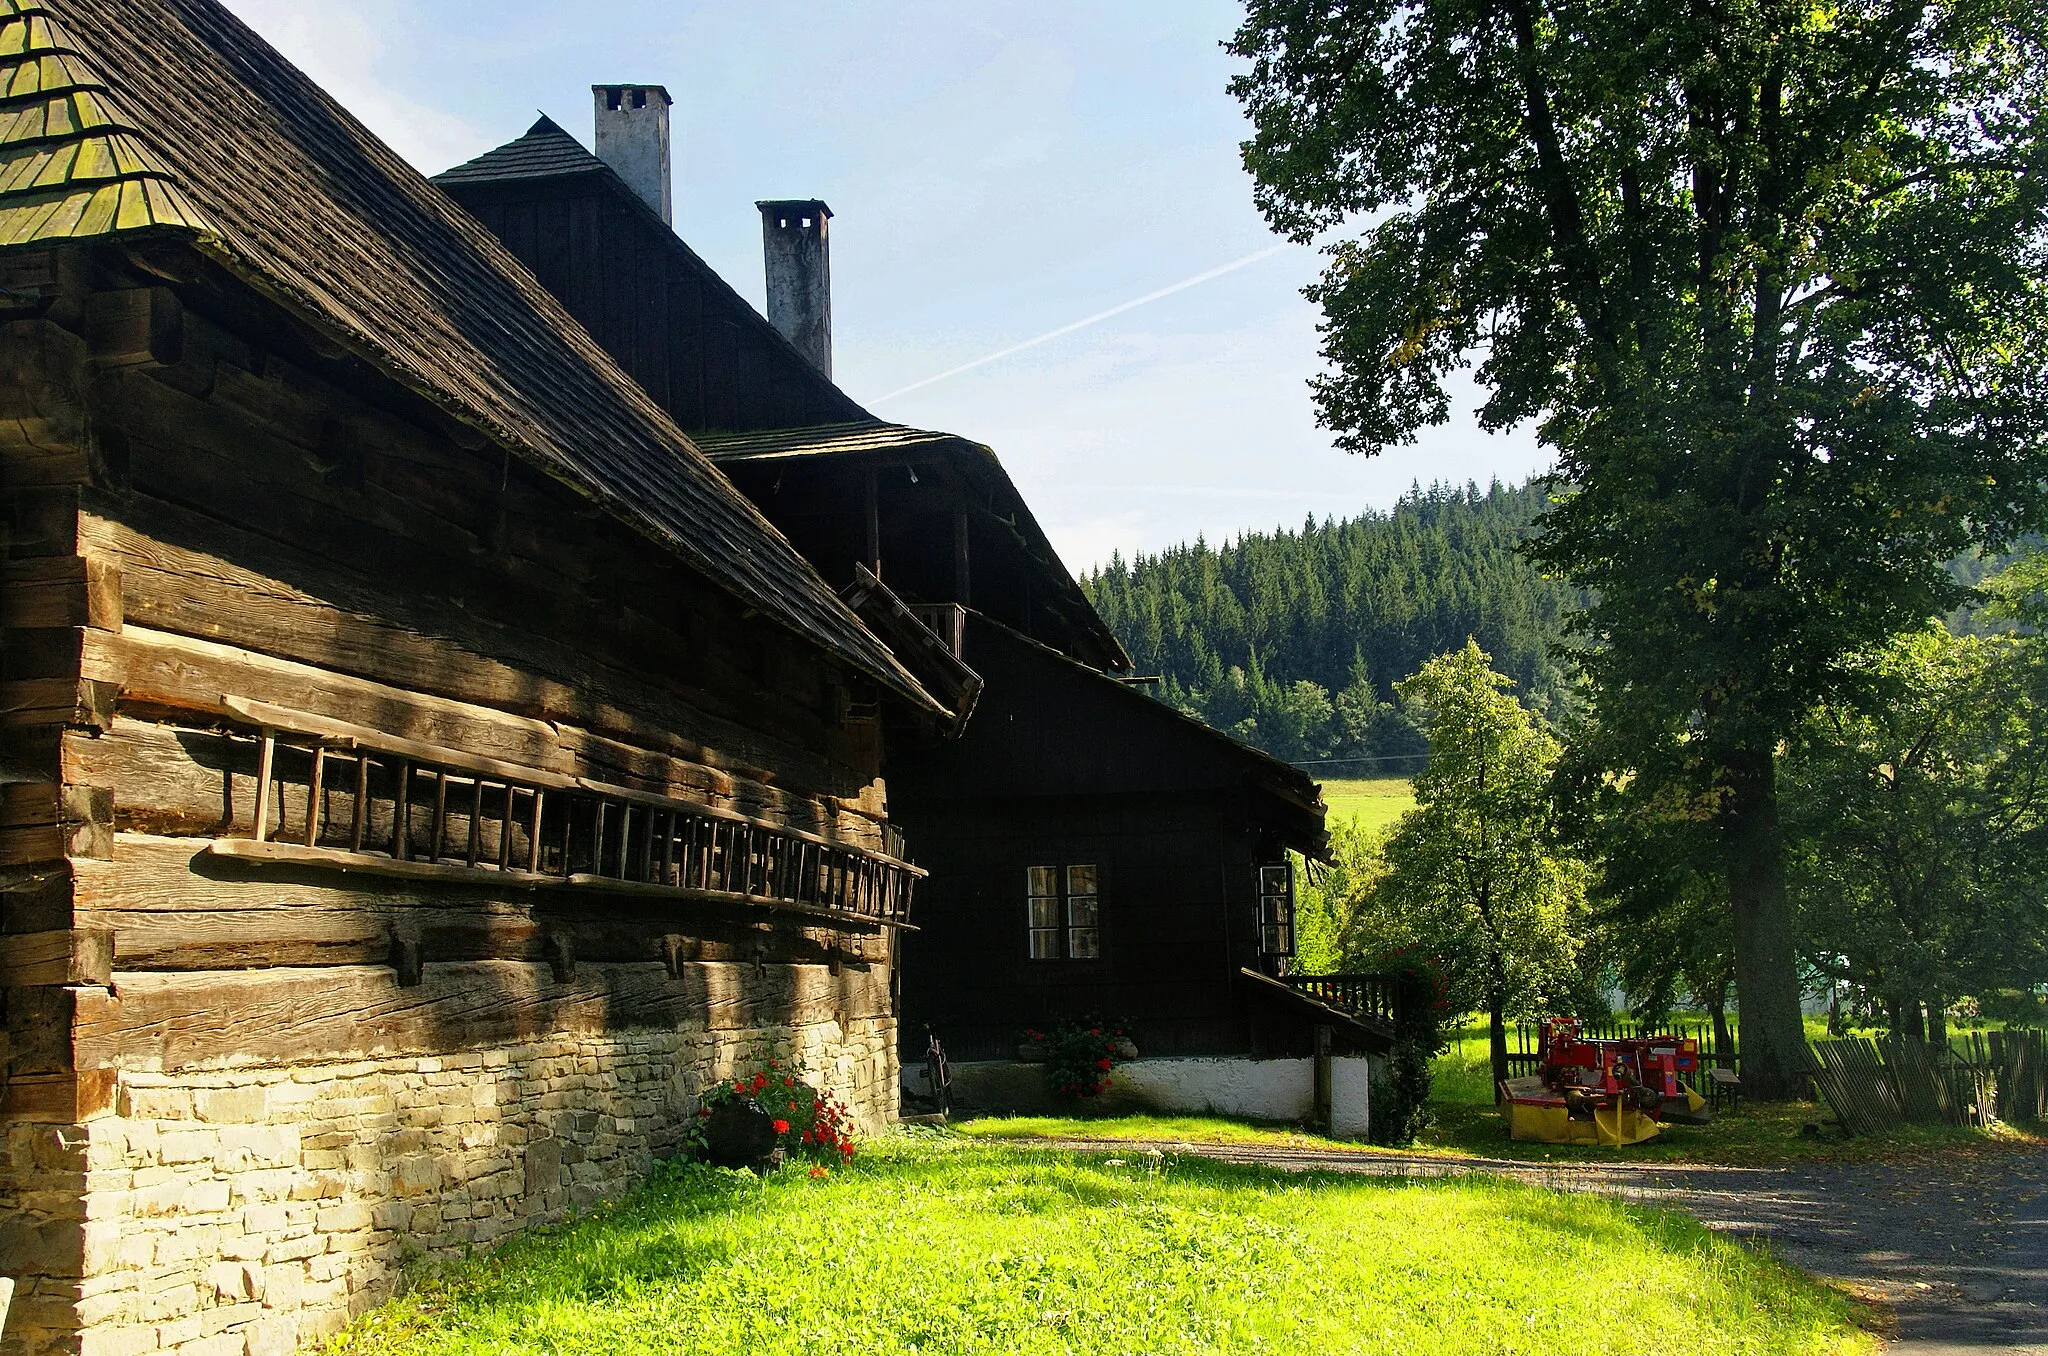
1708, 978, 1731, 1059
1927, 995, 1947, 1047
1722, 748, 1808, 1099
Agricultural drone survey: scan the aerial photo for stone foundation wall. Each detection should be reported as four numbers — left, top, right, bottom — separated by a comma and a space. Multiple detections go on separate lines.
0, 1018, 895, 1356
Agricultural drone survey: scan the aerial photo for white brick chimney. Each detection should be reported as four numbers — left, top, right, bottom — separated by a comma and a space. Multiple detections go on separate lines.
593, 84, 672, 224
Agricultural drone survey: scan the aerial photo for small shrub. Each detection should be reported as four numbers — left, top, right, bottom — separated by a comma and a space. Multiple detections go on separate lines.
686, 1049, 858, 1162
1022, 1018, 1131, 1100
1370, 951, 1450, 1146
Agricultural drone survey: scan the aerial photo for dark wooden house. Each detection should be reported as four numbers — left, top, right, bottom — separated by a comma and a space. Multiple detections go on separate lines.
436, 97, 1383, 1122
0, 3, 949, 1353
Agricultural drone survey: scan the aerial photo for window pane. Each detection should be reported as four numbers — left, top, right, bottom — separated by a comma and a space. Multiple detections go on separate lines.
1028, 866, 1058, 898
1029, 896, 1061, 929
1066, 895, 1098, 929
1066, 864, 1098, 898
1029, 928, 1061, 960
1262, 924, 1286, 954
1068, 927, 1100, 959
1260, 864, 1289, 896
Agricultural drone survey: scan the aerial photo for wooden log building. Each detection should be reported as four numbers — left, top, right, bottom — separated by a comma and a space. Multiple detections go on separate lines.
435, 104, 1384, 1120
0, 2, 959, 1353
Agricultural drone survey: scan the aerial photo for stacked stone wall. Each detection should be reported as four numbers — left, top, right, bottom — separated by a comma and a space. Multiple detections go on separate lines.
0, 1017, 895, 1356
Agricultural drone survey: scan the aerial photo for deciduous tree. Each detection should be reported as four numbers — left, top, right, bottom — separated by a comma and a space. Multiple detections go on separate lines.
1230, 0, 2048, 1094
1346, 642, 1587, 1092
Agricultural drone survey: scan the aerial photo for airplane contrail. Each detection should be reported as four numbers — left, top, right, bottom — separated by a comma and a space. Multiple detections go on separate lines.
878, 243, 1295, 402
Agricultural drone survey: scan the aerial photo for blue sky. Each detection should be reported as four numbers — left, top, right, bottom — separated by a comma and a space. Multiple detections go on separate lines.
223, 0, 1547, 571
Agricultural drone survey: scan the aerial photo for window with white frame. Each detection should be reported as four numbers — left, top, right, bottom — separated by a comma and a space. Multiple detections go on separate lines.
1258, 861, 1294, 957
1027, 864, 1100, 960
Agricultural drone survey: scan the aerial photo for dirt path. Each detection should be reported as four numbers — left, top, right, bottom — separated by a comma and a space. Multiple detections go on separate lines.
1031, 1137, 2048, 1352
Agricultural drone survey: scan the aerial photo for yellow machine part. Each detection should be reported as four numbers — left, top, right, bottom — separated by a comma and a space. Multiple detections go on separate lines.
1506, 1100, 1662, 1146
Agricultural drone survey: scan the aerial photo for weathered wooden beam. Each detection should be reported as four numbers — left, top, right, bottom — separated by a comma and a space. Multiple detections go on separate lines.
73, 960, 888, 1068
0, 678, 116, 731
203, 838, 910, 931
0, 318, 90, 476
69, 834, 878, 971
0, 556, 121, 631
0, 1069, 116, 1122
0, 927, 113, 987
84, 285, 183, 370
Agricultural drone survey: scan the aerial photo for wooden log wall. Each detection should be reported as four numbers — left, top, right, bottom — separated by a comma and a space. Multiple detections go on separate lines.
1, 245, 909, 1121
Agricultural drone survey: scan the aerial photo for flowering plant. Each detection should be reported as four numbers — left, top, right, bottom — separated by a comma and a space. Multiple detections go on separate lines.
686, 1049, 858, 1163
1022, 1017, 1131, 1100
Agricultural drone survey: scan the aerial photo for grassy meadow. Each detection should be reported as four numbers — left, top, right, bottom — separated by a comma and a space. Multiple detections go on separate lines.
1317, 776, 1415, 833
326, 1137, 1874, 1356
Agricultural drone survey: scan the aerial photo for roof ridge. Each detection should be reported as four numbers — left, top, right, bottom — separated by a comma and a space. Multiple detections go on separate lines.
0, 0, 214, 244
432, 114, 606, 186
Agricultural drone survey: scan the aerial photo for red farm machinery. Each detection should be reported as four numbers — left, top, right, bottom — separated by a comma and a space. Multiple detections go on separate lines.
1500, 1018, 1711, 1146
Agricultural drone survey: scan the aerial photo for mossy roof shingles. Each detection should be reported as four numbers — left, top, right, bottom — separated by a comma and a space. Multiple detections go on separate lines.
0, 0, 943, 718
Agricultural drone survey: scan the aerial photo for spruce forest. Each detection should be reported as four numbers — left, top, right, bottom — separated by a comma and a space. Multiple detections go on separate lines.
1083, 479, 1575, 765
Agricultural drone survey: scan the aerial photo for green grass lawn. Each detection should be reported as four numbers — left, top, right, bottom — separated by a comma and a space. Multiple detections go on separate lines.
956, 1113, 1363, 1151
326, 1137, 1874, 1356
1319, 775, 1415, 833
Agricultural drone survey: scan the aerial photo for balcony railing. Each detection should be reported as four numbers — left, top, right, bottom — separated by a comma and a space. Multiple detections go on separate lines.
907, 602, 967, 658
1283, 973, 1399, 1026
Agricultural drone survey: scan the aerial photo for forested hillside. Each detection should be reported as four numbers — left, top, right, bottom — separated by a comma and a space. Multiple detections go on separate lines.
1082, 481, 1578, 763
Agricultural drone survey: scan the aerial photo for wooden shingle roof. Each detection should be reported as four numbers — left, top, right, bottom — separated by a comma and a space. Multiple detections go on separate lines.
434, 115, 602, 186
698, 421, 1134, 673
0, 0, 945, 718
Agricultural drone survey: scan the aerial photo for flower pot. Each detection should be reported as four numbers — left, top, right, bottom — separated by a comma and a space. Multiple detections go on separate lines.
701, 1098, 779, 1168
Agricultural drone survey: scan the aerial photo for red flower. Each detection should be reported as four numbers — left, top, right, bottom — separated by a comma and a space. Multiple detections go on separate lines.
773, 1118, 790, 1134
732, 1081, 748, 1096
1096, 1057, 1112, 1070
698, 1106, 713, 1118
809, 1166, 829, 1179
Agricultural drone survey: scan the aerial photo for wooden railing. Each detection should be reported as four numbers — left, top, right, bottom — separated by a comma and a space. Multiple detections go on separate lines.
907, 602, 967, 658
1283, 973, 1398, 1026
203, 697, 921, 929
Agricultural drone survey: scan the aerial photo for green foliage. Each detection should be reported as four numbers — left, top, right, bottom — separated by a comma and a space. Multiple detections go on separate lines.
1021, 1019, 1131, 1100
686, 1049, 859, 1163
1229, 0, 2048, 1096
1083, 481, 1575, 763
1363, 646, 1587, 1041
1782, 622, 2048, 1033
1370, 956, 1451, 1146
327, 1140, 1876, 1356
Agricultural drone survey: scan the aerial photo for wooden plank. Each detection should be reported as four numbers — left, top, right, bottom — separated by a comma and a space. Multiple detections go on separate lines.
74, 959, 885, 1068
84, 285, 183, 369
0, 824, 64, 865
83, 624, 566, 768
0, 678, 115, 731
70, 833, 885, 968
89, 373, 863, 760
0, 928, 113, 986
221, 695, 582, 792
85, 625, 876, 851
205, 838, 909, 931
0, 556, 121, 631
0, 1069, 116, 1122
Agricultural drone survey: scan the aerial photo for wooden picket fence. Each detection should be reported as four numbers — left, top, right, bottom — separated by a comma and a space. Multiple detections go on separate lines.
1959, 1029, 2046, 1124
1804, 1031, 2044, 1136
